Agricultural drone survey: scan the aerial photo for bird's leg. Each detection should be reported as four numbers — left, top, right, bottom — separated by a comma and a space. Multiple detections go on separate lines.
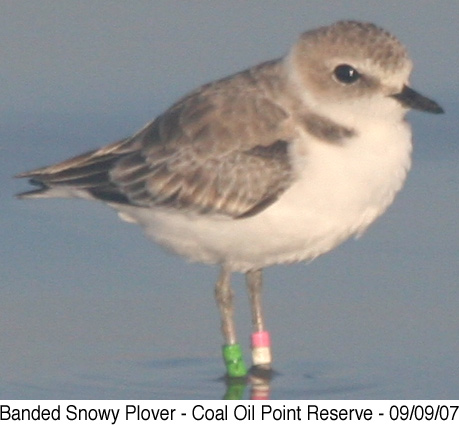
215, 267, 237, 345
215, 267, 247, 377
246, 269, 272, 369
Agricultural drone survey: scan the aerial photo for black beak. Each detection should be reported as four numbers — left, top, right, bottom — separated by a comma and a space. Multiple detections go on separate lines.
391, 85, 444, 114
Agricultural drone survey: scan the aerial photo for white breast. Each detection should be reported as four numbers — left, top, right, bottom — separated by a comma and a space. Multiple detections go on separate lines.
116, 115, 412, 272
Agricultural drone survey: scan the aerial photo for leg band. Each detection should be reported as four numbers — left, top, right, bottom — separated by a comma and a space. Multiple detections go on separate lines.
251, 331, 272, 366
222, 343, 247, 377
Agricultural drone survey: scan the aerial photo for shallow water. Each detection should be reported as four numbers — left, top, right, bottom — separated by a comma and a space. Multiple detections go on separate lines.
3, 353, 459, 399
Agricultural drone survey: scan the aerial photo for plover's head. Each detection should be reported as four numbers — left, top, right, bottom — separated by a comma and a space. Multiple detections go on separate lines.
288, 21, 443, 116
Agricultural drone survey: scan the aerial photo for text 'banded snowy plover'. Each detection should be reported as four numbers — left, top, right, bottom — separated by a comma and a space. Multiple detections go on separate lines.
17, 21, 443, 378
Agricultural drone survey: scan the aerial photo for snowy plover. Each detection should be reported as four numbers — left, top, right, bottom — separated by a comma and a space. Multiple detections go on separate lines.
17, 21, 443, 377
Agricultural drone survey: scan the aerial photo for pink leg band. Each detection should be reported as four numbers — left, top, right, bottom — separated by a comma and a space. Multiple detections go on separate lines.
251, 331, 271, 348
251, 331, 272, 366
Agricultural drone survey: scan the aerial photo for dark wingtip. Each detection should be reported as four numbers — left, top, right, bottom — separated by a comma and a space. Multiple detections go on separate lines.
15, 178, 49, 199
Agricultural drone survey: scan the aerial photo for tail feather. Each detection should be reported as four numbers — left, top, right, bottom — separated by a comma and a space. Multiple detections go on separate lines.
16, 138, 132, 202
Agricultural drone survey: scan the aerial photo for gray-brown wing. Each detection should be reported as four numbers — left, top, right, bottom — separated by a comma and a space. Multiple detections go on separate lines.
17, 61, 296, 218
111, 67, 295, 218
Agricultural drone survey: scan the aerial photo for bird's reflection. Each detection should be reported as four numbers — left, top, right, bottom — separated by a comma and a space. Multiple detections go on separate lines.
223, 366, 275, 400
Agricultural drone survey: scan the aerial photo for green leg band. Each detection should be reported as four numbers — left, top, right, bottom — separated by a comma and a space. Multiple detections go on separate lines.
222, 343, 247, 378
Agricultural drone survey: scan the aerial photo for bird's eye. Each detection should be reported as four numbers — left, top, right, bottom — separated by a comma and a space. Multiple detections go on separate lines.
333, 64, 361, 84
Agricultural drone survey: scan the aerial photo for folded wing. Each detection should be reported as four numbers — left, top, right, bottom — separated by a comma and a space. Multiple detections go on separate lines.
17, 61, 296, 218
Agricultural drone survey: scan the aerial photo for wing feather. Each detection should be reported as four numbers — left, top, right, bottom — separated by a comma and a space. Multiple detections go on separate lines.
17, 60, 296, 218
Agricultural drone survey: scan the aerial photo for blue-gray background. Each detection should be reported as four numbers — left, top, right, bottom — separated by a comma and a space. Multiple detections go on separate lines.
2, 1, 458, 399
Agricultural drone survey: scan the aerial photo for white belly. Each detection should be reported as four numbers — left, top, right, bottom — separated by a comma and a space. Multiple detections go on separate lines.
116, 119, 412, 272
